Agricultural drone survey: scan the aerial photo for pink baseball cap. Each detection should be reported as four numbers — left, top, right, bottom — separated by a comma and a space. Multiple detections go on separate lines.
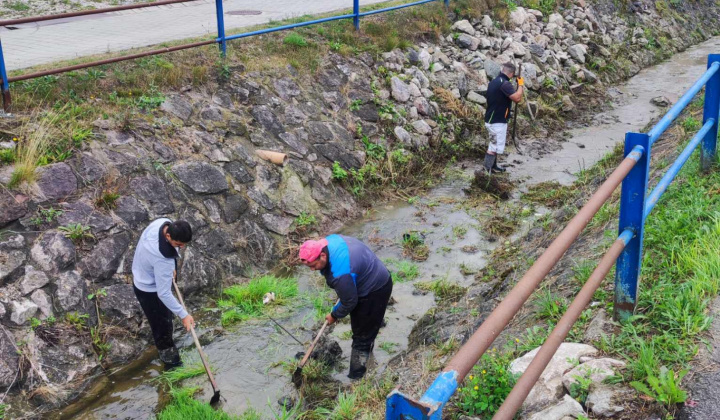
299, 238, 329, 262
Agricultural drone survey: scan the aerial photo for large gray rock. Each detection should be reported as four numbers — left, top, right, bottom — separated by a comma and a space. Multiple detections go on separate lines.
10, 299, 39, 325
314, 143, 363, 169
510, 343, 598, 412
0, 191, 28, 227
160, 95, 193, 122
0, 249, 26, 285
224, 195, 249, 224
35, 163, 78, 201
80, 233, 131, 281
179, 247, 221, 295
456, 34, 481, 51
57, 201, 115, 233
526, 395, 584, 420
30, 289, 53, 318
203, 198, 222, 223
584, 308, 612, 343
20, 265, 50, 295
509, 7, 529, 28
261, 213, 294, 235
73, 153, 107, 185
130, 175, 175, 215
568, 44, 587, 64
55, 270, 87, 312
451, 19, 476, 35
390, 77, 411, 102
586, 384, 627, 417
173, 162, 228, 194
0, 325, 19, 389
31, 232, 76, 273
485, 60, 502, 80
98, 284, 143, 330
251, 105, 285, 135
240, 220, 276, 263
225, 161, 255, 184
279, 132, 310, 155
114, 196, 149, 228
562, 358, 626, 391
394, 126, 413, 147
411, 120, 432, 135
195, 229, 236, 255
274, 78, 301, 100
467, 91, 487, 105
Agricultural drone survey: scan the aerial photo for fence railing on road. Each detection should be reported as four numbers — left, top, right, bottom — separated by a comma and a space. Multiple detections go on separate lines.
0, 0, 449, 111
385, 54, 720, 419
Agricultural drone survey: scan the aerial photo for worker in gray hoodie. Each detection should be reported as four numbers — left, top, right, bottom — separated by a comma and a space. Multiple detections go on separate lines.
132, 218, 194, 368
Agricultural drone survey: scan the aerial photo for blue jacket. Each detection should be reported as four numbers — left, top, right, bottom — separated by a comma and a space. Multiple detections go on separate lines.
320, 234, 391, 319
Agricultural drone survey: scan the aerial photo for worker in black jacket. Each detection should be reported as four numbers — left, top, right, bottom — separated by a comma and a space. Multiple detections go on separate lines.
299, 234, 393, 379
484, 62, 524, 173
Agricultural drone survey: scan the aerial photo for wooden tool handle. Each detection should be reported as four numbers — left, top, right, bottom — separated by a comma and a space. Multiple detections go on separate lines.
299, 320, 329, 368
172, 273, 219, 392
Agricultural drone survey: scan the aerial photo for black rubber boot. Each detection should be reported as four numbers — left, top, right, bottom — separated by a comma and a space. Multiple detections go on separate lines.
159, 346, 182, 370
483, 153, 496, 173
492, 155, 507, 173
348, 348, 371, 380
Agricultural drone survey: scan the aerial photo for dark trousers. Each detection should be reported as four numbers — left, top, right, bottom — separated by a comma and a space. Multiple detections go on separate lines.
350, 277, 393, 352
133, 284, 180, 365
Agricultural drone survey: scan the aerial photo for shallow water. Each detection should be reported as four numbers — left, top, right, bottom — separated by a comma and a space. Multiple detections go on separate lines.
509, 36, 720, 186
58, 36, 720, 419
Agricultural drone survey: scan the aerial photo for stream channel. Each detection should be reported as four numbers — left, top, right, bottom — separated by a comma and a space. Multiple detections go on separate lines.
55, 36, 720, 419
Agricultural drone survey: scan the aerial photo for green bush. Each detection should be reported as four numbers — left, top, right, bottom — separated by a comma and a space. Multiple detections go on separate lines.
457, 351, 518, 417
631, 367, 687, 408
332, 161, 348, 180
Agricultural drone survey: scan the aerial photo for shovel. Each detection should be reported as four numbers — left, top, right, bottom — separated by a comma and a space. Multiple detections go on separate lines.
291, 319, 330, 387
172, 272, 221, 405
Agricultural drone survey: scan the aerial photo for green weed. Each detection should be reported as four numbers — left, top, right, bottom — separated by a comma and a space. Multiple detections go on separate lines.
29, 207, 63, 226
682, 116, 701, 132
383, 258, 419, 283
415, 279, 466, 302
630, 367, 687, 408
313, 392, 359, 419
157, 387, 239, 420
457, 351, 518, 417
295, 212, 317, 229
534, 290, 568, 322
219, 275, 298, 326
59, 223, 94, 243
332, 161, 348, 181
65, 312, 89, 330
0, 148, 15, 164
401, 231, 430, 261
156, 354, 208, 386
379, 342, 399, 354
452, 225, 468, 239
283, 32, 309, 48
95, 191, 120, 210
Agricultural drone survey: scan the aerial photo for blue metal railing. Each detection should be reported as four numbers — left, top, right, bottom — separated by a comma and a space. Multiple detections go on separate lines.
386, 54, 720, 419
0, 0, 451, 110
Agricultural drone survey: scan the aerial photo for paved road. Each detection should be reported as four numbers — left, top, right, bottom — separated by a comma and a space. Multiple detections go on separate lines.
0, 0, 390, 71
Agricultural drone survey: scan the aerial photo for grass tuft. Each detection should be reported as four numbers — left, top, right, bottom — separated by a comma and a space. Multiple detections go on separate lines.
157, 387, 239, 420
219, 275, 298, 326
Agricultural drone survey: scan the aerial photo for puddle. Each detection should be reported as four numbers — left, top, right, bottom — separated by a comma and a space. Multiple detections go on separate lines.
509, 36, 720, 186
56, 35, 720, 419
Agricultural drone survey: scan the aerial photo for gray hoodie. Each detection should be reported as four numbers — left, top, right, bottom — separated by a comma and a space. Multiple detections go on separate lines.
132, 218, 187, 319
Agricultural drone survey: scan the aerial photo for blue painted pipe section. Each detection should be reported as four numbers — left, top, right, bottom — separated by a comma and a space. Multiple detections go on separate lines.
224, 13, 356, 41
359, 0, 438, 17
215, 0, 227, 55
418, 370, 459, 414
648, 62, 720, 145
701, 55, 720, 171
0, 40, 9, 93
354, 0, 360, 30
644, 119, 714, 219
618, 228, 635, 246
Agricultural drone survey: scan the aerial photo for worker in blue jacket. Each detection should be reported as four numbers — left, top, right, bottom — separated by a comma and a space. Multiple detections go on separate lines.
299, 234, 393, 379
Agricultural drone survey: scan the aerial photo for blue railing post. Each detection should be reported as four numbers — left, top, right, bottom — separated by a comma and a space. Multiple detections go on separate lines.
701, 54, 720, 171
444, 0, 450, 6
215, 0, 227, 56
353, 0, 360, 30
613, 132, 650, 322
0, 40, 10, 112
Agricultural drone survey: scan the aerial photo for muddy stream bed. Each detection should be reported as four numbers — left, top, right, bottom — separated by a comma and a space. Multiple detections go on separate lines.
54, 36, 720, 419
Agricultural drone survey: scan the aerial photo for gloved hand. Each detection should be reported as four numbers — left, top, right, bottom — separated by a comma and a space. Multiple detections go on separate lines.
517, 77, 525, 86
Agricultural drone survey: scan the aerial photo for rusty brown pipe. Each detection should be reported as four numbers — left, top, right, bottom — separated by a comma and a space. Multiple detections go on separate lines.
0, 0, 200, 27
492, 232, 630, 420
7, 40, 215, 83
442, 149, 643, 380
